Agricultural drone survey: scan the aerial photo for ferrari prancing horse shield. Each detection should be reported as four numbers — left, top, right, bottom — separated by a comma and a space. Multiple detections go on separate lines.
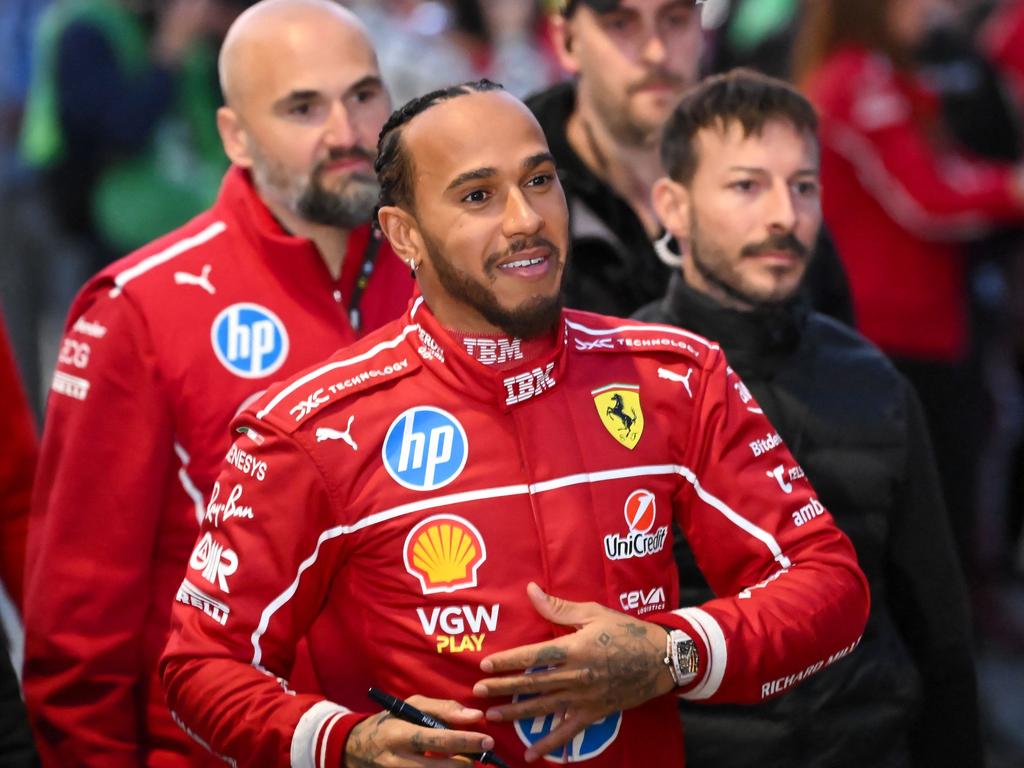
592, 383, 644, 450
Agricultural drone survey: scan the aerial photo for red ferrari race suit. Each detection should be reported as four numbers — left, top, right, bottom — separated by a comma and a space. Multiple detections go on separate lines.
23, 166, 413, 767
161, 297, 870, 767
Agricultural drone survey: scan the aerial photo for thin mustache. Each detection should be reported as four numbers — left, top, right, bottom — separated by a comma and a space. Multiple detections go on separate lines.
628, 72, 685, 93
315, 148, 375, 171
741, 234, 809, 259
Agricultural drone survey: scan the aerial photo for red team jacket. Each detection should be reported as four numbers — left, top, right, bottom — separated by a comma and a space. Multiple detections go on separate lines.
984, 1, 1024, 114
23, 167, 413, 766
0, 313, 35, 609
161, 298, 870, 767
808, 45, 1024, 360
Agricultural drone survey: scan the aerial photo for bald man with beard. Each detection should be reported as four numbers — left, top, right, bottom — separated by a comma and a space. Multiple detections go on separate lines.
22, 2, 412, 764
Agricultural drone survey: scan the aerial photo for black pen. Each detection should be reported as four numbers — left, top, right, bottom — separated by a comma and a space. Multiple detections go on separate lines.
367, 687, 510, 768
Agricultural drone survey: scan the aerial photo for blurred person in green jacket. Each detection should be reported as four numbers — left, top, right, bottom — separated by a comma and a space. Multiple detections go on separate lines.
20, 0, 250, 269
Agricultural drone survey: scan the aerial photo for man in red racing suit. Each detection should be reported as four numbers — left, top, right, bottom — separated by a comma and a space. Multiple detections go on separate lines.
161, 83, 869, 767
23, 4, 412, 765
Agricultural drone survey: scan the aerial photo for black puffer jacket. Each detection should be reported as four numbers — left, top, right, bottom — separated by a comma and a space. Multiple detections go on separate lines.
635, 274, 981, 768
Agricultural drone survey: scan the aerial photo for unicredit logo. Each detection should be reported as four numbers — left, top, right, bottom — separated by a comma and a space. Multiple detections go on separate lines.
603, 489, 668, 561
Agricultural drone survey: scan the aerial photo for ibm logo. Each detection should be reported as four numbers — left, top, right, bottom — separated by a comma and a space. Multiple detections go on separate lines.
211, 303, 289, 379
383, 406, 468, 491
503, 363, 556, 406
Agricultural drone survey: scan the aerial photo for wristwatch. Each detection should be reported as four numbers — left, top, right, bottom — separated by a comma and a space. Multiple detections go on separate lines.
664, 629, 700, 687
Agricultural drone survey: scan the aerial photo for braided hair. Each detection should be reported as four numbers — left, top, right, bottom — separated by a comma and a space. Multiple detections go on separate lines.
375, 79, 504, 211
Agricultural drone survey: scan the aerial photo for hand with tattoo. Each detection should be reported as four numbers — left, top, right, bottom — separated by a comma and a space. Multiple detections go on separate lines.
472, 582, 677, 762
344, 695, 494, 767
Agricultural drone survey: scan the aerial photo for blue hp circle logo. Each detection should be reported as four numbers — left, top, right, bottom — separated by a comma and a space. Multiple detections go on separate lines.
382, 407, 468, 491
211, 303, 289, 379
514, 703, 622, 763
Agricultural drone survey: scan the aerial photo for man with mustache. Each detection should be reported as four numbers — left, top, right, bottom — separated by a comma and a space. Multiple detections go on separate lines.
23, 1, 412, 765
526, 0, 700, 317
528, 0, 855, 325
636, 69, 980, 767
160, 80, 869, 767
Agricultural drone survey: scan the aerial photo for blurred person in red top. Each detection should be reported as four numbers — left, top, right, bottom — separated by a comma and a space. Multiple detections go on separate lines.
982, 0, 1024, 113
0, 311, 33, 620
21, 1, 413, 765
0, 309, 38, 766
793, 0, 1024, 568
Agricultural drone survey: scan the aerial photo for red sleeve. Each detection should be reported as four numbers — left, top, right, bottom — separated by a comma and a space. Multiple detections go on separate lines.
816, 53, 1024, 238
22, 289, 174, 766
161, 420, 366, 768
646, 351, 870, 703
0, 312, 36, 610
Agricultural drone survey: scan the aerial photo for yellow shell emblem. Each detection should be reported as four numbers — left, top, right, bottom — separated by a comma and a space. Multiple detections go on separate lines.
592, 383, 644, 450
403, 514, 487, 594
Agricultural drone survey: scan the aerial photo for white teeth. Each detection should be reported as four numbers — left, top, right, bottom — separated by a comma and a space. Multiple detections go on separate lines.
500, 257, 545, 269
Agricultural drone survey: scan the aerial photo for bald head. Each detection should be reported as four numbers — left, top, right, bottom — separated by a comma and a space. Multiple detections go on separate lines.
214, 0, 391, 236
219, 0, 374, 110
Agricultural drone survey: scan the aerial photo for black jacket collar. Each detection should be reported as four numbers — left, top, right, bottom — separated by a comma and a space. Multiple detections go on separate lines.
645, 273, 808, 380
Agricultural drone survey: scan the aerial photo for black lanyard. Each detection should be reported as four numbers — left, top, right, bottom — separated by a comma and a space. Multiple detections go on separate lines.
347, 228, 382, 334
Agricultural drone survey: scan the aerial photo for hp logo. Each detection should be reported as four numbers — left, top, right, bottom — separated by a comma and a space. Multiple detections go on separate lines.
514, 703, 622, 762
211, 303, 289, 379
383, 407, 468, 491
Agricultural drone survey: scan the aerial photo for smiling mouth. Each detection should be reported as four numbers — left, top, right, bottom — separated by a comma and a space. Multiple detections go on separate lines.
499, 255, 547, 270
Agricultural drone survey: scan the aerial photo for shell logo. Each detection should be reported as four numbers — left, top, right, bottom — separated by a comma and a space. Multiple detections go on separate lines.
624, 489, 656, 533
403, 514, 487, 595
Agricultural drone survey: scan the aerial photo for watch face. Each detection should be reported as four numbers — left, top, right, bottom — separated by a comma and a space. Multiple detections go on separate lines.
676, 638, 699, 675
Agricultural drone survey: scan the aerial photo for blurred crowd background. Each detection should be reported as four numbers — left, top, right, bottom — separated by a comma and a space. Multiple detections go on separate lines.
2, 0, 1024, 764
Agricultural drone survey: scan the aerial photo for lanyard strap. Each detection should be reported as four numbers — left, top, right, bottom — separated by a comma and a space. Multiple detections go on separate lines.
347, 228, 383, 334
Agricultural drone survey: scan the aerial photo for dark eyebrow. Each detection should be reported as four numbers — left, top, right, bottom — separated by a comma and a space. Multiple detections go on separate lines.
345, 75, 384, 97
273, 76, 383, 110
445, 153, 556, 192
727, 165, 819, 176
523, 152, 556, 171
445, 167, 497, 192
274, 89, 320, 110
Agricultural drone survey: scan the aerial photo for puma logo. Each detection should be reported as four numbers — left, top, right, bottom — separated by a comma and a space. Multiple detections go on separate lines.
315, 415, 357, 451
657, 366, 693, 398
174, 264, 215, 295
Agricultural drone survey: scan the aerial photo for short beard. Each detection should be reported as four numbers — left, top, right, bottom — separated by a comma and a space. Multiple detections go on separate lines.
249, 142, 380, 229
296, 171, 379, 229
422, 231, 565, 339
689, 213, 809, 310
588, 69, 686, 149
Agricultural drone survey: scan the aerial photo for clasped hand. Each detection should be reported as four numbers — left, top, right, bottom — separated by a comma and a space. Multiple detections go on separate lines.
344, 583, 674, 766
472, 582, 675, 762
